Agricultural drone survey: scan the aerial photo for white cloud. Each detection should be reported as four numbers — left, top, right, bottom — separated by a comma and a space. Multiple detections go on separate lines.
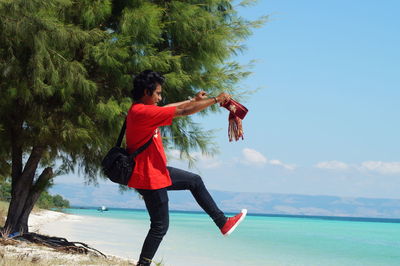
168, 149, 222, 169
242, 148, 267, 165
242, 148, 295, 170
360, 161, 400, 175
269, 159, 296, 170
315, 160, 349, 170
314, 160, 400, 175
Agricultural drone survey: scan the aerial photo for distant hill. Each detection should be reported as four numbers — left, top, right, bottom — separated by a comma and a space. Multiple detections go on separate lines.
49, 183, 400, 219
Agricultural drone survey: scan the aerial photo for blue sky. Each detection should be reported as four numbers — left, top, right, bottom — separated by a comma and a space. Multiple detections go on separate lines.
56, 0, 400, 199
171, 0, 400, 198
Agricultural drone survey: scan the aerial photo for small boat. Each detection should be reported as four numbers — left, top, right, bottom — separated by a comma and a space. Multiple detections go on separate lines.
97, 206, 108, 212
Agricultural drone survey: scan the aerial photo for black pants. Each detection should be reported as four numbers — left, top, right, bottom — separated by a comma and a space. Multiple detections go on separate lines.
136, 167, 227, 265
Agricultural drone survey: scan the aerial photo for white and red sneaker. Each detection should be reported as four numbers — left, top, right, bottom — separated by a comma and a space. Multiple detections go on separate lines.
220, 209, 247, 236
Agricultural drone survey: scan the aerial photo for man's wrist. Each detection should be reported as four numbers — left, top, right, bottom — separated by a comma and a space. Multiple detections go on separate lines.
212, 96, 218, 104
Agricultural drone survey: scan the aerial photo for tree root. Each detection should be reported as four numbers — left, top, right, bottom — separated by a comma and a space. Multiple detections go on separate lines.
12, 232, 107, 258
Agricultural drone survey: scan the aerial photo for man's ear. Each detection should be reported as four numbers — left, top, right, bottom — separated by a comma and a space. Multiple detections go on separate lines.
145, 88, 152, 96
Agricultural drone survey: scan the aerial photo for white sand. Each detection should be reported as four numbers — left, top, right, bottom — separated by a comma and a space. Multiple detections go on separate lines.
28, 209, 81, 232
0, 210, 136, 265
25, 209, 138, 265
2, 240, 98, 263
29, 209, 144, 263
27, 210, 245, 266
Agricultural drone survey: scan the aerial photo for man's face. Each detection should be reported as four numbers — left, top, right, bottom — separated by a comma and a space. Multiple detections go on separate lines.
144, 83, 162, 105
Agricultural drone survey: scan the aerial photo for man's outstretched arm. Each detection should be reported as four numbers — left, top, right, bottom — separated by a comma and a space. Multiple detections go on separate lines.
174, 92, 230, 117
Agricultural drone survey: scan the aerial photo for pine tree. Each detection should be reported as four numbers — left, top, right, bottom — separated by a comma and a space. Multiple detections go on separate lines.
0, 0, 265, 233
0, 0, 115, 233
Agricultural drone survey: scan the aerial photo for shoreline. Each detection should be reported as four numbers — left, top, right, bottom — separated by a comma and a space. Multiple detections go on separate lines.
31, 208, 156, 263
28, 209, 77, 232
70, 206, 400, 223
1, 209, 137, 265
5, 207, 399, 266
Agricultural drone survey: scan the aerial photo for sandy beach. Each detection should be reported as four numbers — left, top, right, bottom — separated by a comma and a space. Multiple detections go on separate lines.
1, 209, 137, 265
30, 210, 149, 260
26, 209, 209, 266
5, 207, 400, 266
28, 209, 76, 232
27, 209, 238, 266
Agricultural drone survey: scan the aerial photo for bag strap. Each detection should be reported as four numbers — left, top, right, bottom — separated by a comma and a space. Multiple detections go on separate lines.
116, 118, 153, 158
130, 137, 153, 159
116, 119, 127, 147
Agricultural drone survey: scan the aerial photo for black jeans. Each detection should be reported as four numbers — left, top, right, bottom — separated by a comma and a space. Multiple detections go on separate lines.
136, 166, 227, 265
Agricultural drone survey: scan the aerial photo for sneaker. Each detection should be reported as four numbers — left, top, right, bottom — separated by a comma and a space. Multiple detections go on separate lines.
220, 209, 247, 236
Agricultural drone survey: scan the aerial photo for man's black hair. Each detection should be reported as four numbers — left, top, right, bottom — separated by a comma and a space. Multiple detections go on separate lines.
131, 70, 165, 101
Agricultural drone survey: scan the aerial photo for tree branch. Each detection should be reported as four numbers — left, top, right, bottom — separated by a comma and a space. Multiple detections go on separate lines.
18, 167, 54, 233
32, 167, 53, 192
20, 146, 45, 182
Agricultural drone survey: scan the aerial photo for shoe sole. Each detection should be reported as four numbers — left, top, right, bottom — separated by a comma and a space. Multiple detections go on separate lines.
223, 209, 247, 236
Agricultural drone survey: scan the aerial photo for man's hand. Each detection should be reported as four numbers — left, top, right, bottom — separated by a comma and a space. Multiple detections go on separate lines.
194, 91, 208, 101
174, 91, 231, 117
215, 92, 231, 105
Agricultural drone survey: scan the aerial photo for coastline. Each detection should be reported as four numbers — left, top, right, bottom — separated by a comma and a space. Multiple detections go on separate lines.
28, 209, 75, 232
33, 209, 149, 261
1, 209, 137, 265
4, 207, 400, 266
6, 207, 399, 266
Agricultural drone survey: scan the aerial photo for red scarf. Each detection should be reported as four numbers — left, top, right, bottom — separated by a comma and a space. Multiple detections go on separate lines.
221, 99, 248, 142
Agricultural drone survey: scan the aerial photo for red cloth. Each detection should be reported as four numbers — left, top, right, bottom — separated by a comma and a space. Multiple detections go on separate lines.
221, 99, 248, 142
126, 103, 176, 189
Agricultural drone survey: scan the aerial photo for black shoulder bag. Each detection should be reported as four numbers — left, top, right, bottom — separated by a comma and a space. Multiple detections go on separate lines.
101, 119, 153, 185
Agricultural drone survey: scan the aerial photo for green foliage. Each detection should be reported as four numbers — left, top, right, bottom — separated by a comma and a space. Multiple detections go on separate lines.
0, 177, 68, 209
0, 0, 265, 185
36, 191, 70, 209
96, 0, 267, 166
0, 179, 11, 202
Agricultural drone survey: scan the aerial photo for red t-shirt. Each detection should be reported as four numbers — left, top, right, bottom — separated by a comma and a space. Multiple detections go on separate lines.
126, 103, 176, 189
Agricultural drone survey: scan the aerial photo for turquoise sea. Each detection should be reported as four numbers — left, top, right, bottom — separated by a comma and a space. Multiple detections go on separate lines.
65, 208, 400, 266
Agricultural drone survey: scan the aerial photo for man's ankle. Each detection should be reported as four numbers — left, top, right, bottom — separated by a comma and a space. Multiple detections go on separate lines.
137, 257, 152, 266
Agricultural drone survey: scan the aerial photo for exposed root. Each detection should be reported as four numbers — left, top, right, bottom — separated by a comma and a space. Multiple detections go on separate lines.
7, 232, 107, 258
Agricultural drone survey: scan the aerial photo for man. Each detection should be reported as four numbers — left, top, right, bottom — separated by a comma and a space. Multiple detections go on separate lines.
126, 70, 247, 266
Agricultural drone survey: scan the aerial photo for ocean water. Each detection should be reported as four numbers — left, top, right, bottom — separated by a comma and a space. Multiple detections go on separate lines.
64, 208, 400, 266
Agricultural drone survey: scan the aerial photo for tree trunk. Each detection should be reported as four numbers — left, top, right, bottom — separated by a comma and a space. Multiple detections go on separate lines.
20, 167, 53, 232
5, 184, 30, 233
4, 146, 45, 234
